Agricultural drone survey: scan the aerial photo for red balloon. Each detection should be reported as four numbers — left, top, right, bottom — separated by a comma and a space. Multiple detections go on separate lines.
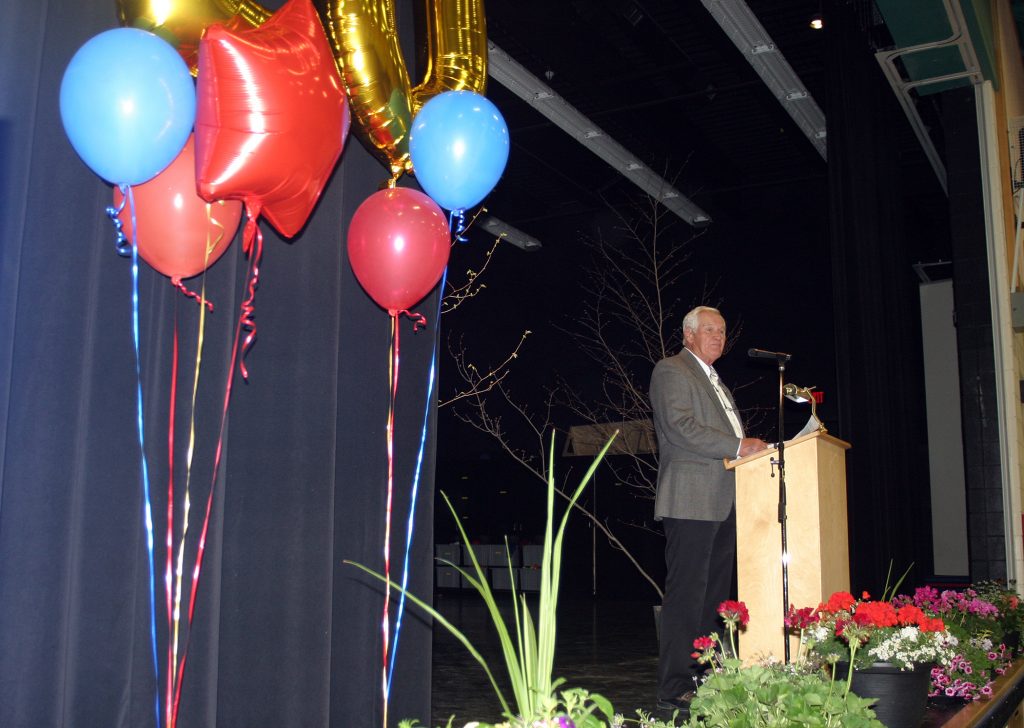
194, 0, 350, 238
347, 188, 451, 314
115, 134, 242, 282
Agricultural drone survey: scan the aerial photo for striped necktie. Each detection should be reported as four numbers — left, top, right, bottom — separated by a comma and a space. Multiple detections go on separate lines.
709, 367, 744, 438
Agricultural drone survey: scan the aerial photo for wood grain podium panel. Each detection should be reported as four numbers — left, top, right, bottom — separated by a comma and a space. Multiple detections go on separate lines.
725, 431, 851, 663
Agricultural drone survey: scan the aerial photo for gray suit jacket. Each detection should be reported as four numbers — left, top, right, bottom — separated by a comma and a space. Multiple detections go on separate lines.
650, 349, 742, 522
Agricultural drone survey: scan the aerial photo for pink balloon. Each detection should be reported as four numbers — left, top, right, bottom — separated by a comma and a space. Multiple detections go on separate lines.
347, 188, 451, 314
115, 134, 241, 282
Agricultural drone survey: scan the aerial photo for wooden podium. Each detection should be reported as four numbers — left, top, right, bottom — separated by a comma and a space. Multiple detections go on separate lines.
725, 430, 851, 663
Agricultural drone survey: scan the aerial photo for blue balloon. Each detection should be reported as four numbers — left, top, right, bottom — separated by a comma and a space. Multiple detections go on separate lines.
409, 91, 510, 212
60, 28, 195, 186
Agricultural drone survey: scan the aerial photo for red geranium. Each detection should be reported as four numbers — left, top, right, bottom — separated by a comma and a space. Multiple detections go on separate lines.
718, 600, 750, 628
824, 591, 856, 612
852, 600, 898, 628
691, 635, 716, 659
693, 635, 715, 651
785, 605, 819, 630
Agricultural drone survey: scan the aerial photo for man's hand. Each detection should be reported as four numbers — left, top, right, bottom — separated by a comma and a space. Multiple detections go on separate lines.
738, 437, 770, 458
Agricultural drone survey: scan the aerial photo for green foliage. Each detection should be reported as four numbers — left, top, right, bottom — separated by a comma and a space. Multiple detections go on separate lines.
678, 603, 885, 728
683, 662, 881, 728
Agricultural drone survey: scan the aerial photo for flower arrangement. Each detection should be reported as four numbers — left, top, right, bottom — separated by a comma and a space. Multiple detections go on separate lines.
973, 580, 1024, 651
897, 586, 1013, 701
800, 591, 953, 672
686, 601, 884, 727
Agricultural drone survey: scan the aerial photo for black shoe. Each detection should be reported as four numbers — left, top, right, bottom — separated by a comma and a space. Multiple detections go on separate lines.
657, 690, 695, 713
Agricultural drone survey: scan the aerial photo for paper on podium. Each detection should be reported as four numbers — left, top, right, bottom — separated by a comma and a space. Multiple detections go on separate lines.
723, 416, 826, 468
789, 414, 825, 440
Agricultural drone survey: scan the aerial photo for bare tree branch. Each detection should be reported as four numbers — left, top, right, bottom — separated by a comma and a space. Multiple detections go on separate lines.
441, 235, 502, 315
438, 331, 531, 409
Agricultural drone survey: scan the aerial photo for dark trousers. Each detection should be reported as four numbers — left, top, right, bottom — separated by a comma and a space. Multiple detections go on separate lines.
657, 509, 736, 701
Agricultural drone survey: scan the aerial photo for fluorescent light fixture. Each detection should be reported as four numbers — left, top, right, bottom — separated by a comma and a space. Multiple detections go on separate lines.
479, 214, 542, 251
700, 0, 827, 160
873, 0, 982, 194
487, 42, 712, 227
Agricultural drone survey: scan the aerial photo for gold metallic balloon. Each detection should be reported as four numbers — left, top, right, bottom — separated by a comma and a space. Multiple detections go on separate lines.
218, 0, 274, 27
316, 0, 488, 180
411, 0, 487, 110
317, 0, 416, 178
116, 0, 272, 73
121, 0, 489, 179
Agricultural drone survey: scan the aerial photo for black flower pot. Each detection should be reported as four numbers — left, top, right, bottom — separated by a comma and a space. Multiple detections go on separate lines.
840, 661, 933, 728
1004, 629, 1021, 655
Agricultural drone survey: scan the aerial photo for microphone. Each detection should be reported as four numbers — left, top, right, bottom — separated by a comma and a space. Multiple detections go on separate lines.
748, 348, 792, 362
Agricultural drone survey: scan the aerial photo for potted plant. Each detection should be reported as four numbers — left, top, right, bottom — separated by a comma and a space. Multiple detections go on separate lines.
796, 590, 954, 728
973, 580, 1024, 654
897, 585, 1014, 701
682, 601, 884, 727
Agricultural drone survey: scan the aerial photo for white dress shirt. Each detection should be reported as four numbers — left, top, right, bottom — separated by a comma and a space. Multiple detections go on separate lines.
685, 348, 744, 445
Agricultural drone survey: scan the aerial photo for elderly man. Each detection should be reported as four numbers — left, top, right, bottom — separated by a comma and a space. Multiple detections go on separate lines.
650, 306, 768, 712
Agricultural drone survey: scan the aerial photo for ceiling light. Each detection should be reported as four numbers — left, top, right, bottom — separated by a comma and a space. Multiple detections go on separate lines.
809, 15, 823, 30
487, 42, 712, 227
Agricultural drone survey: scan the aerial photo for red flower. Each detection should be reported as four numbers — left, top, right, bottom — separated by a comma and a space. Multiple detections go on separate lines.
785, 605, 819, 630
853, 600, 898, 628
920, 616, 947, 633
693, 636, 715, 651
691, 635, 715, 659
824, 591, 856, 613
718, 600, 750, 627
896, 604, 926, 626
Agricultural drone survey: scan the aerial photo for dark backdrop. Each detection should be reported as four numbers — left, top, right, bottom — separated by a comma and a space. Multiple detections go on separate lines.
0, 3, 436, 727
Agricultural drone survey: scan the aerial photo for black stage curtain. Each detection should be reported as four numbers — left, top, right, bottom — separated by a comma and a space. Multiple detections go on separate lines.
824, 0, 937, 592
0, 3, 435, 726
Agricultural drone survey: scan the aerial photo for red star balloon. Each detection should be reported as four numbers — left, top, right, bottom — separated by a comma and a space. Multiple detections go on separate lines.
194, 0, 350, 238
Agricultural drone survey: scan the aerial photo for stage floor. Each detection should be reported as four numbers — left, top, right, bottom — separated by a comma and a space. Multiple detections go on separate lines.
430, 591, 979, 727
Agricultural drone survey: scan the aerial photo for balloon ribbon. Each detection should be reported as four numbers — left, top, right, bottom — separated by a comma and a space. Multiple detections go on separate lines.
115, 185, 161, 728
381, 313, 399, 727
170, 213, 247, 728
387, 271, 446, 690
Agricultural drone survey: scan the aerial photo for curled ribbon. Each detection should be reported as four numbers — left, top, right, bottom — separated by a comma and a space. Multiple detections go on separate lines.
392, 310, 427, 331
448, 209, 468, 244
238, 204, 264, 380
107, 184, 131, 257
171, 279, 215, 311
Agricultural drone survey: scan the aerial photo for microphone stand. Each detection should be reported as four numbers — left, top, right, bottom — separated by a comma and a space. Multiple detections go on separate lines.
773, 357, 790, 664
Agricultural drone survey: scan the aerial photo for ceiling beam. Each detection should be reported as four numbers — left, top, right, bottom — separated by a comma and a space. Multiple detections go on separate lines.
487, 41, 713, 228
700, 0, 827, 160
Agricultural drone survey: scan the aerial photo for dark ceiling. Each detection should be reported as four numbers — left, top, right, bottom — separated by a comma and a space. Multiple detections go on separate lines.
474, 0, 941, 244
479, 0, 834, 232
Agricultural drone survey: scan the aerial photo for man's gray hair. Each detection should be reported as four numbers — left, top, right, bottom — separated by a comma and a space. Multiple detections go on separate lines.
682, 306, 723, 334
